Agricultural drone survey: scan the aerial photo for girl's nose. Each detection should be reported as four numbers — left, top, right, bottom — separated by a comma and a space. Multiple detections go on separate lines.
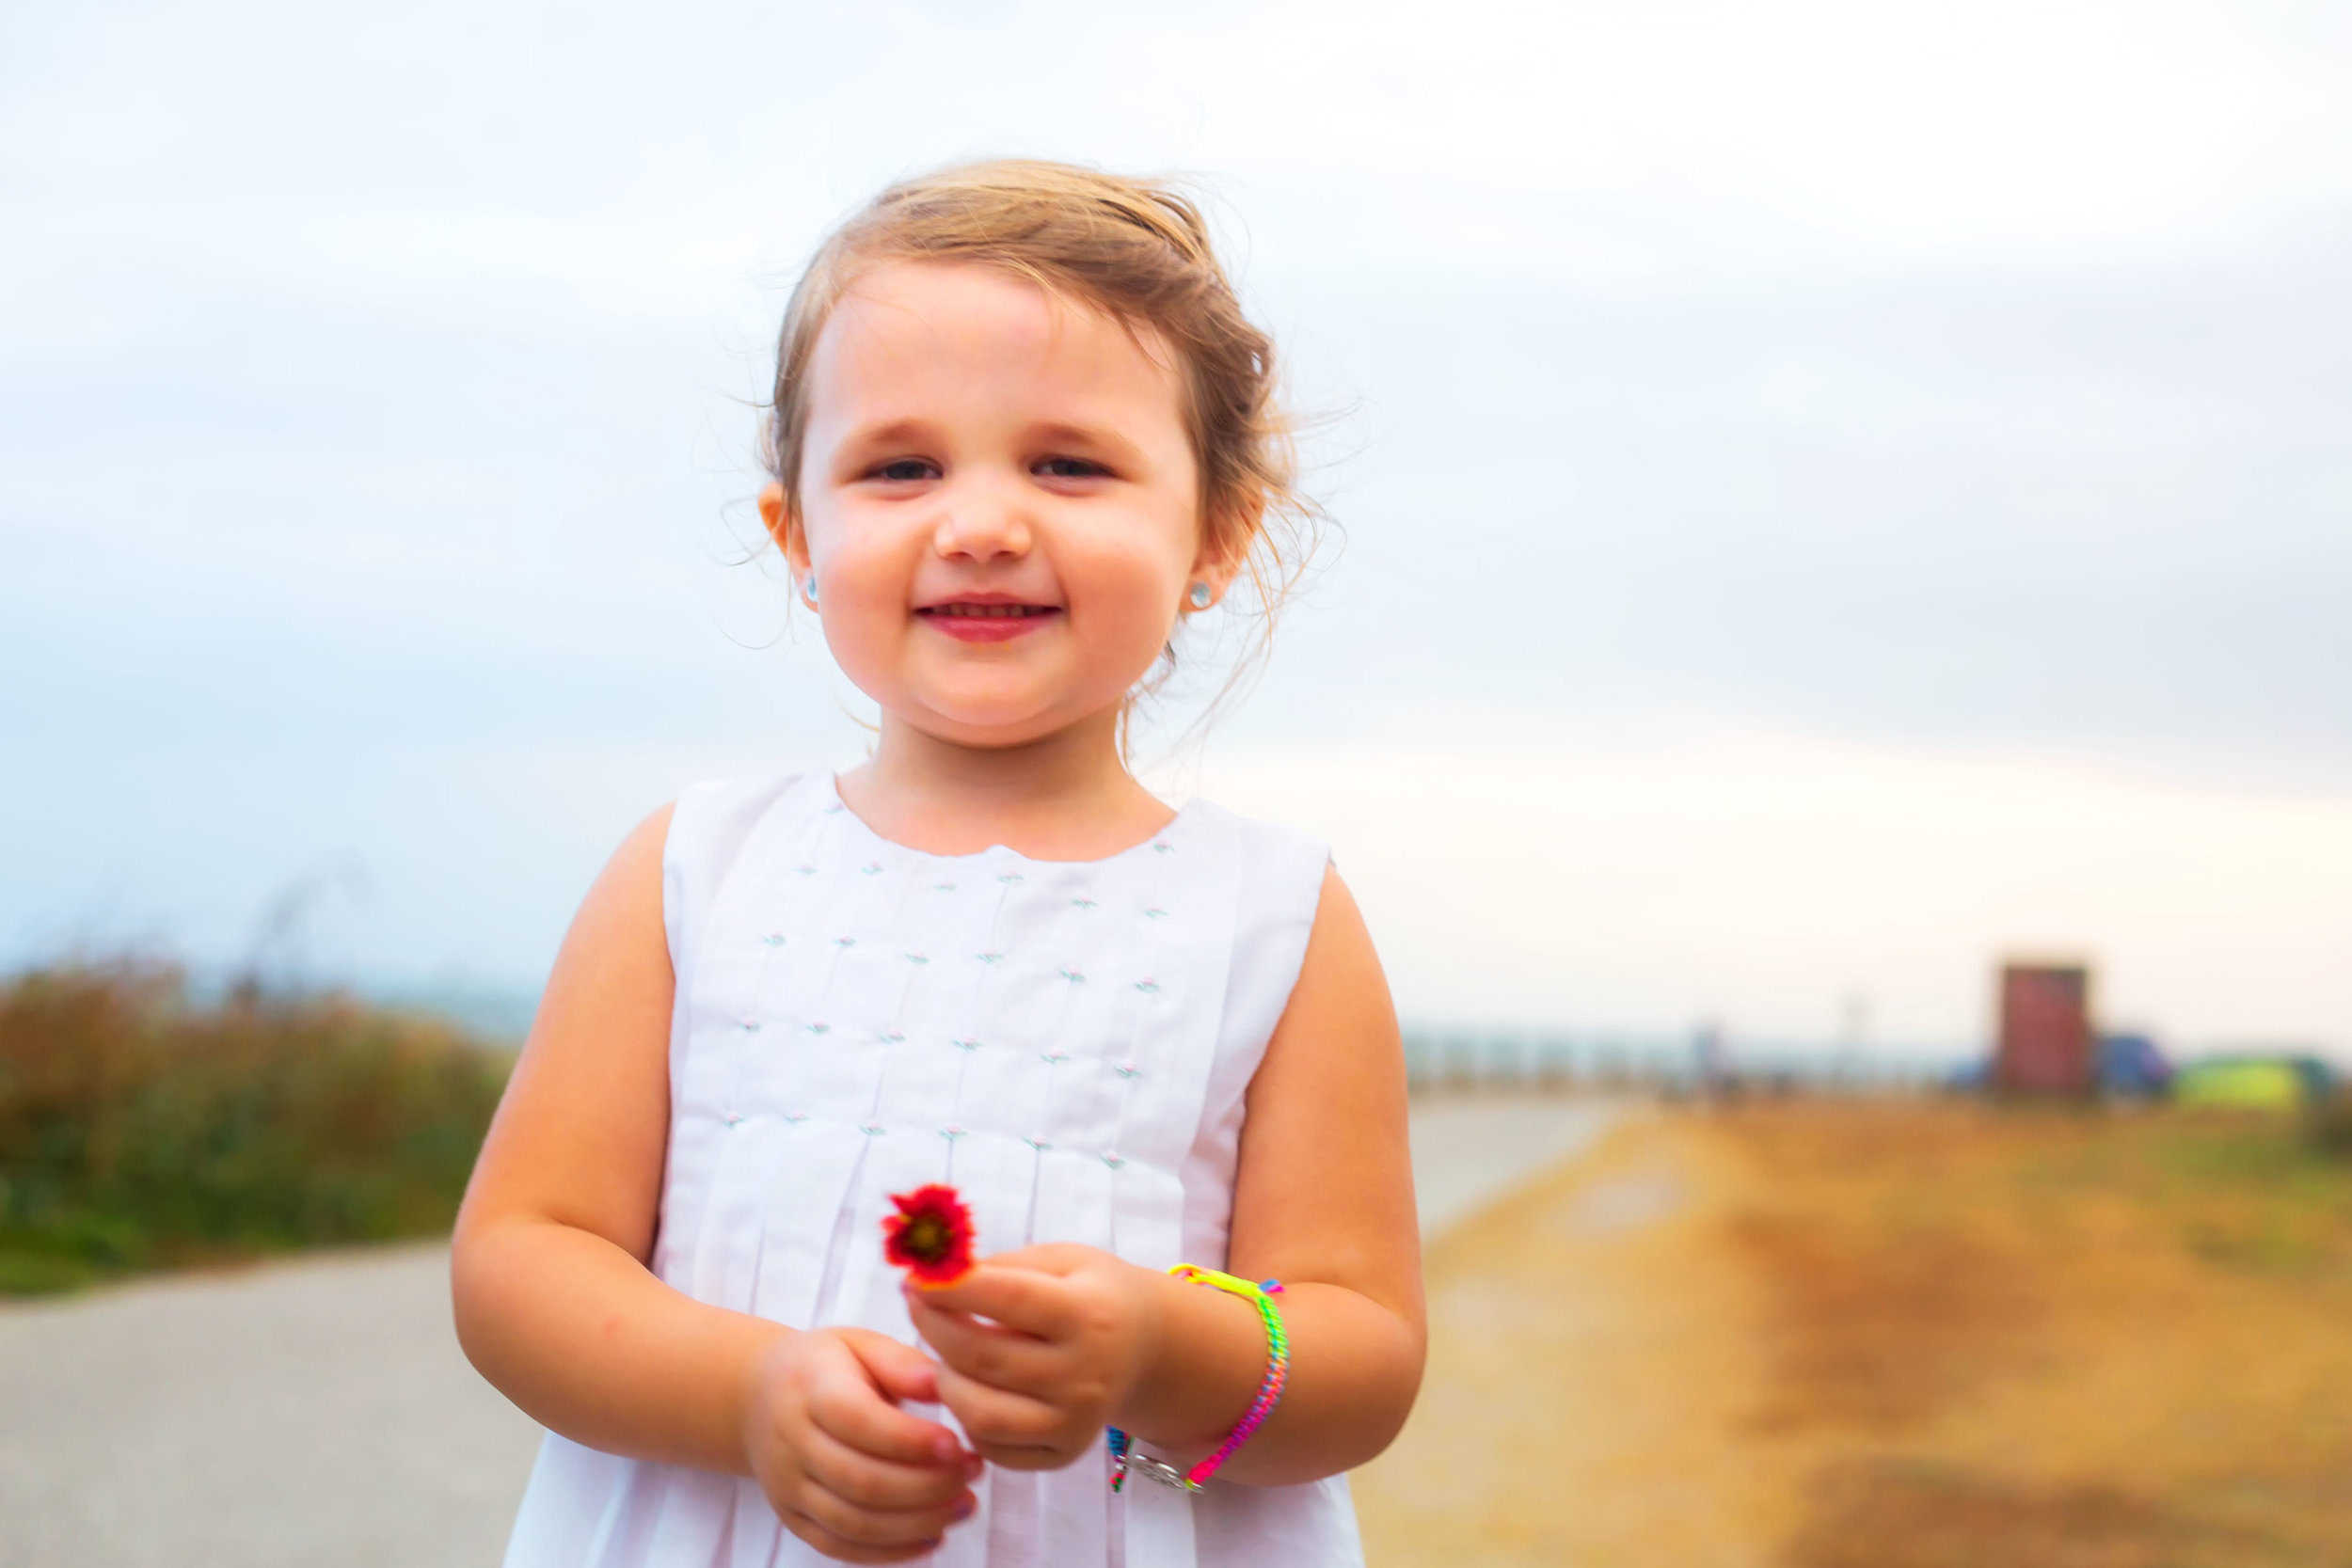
930, 474, 1034, 563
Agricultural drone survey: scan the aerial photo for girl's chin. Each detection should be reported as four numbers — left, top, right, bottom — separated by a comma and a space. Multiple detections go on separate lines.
890, 691, 1128, 748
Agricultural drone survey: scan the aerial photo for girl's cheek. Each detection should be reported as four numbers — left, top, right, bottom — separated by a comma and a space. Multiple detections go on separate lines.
1060, 529, 1188, 606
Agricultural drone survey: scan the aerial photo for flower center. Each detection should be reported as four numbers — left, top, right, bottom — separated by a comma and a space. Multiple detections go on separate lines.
902, 1213, 951, 1263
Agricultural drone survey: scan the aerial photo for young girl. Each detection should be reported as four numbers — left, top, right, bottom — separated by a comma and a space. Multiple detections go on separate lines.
452, 161, 1423, 1568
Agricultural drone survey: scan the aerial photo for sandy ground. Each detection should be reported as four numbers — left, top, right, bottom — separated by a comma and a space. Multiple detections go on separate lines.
1356, 1101, 2352, 1568
0, 1095, 1620, 1568
1355, 1106, 1785, 1568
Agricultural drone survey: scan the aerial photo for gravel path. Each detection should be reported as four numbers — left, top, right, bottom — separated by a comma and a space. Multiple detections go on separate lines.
0, 1096, 1622, 1568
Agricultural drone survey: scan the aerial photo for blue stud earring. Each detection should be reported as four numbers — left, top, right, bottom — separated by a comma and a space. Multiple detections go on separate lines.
1187, 581, 1213, 610
802, 573, 819, 607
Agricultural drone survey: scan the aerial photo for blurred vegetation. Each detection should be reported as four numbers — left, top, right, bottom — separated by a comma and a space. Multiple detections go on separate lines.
0, 959, 514, 1295
2312, 1090, 2352, 1162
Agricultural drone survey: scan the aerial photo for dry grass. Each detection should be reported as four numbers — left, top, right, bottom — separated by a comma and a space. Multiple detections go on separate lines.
0, 960, 513, 1294
1359, 1099, 2352, 1568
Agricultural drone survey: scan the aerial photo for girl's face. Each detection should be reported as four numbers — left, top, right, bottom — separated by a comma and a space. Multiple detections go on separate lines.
768, 261, 1227, 752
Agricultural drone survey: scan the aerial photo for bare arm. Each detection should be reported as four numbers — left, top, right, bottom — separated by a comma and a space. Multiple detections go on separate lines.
909, 864, 1425, 1484
1138, 863, 1424, 1481
452, 807, 976, 1563
450, 803, 777, 1468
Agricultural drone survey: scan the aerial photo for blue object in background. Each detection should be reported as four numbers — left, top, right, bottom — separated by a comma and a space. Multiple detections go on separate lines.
2097, 1034, 2173, 1097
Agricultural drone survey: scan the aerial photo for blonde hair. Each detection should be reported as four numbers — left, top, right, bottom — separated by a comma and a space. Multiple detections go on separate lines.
761, 160, 1316, 719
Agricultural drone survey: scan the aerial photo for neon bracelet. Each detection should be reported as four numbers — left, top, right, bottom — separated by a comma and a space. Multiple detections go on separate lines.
1105, 1266, 1289, 1493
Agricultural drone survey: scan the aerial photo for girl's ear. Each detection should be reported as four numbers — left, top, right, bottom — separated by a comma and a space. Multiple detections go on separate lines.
759, 482, 812, 577
1187, 491, 1262, 607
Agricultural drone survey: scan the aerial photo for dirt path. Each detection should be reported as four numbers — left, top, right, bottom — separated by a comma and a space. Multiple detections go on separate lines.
1358, 1101, 2352, 1568
1356, 1110, 1797, 1568
0, 1096, 1619, 1567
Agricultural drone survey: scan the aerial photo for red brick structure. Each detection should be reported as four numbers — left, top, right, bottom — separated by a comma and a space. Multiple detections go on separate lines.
1996, 962, 2094, 1095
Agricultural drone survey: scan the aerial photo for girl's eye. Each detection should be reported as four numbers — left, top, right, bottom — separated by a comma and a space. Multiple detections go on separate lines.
871, 458, 937, 483
1035, 456, 1108, 480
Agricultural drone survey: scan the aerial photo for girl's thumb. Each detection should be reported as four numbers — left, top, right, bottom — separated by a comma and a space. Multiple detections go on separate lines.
850, 1331, 943, 1404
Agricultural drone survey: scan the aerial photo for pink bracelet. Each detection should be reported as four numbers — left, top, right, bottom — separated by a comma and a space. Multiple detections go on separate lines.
1106, 1266, 1289, 1493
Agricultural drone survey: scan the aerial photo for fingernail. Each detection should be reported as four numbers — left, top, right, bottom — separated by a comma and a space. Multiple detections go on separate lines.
953, 1497, 975, 1521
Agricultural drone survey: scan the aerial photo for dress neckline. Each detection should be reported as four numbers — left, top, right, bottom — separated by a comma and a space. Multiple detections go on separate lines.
817, 770, 1200, 869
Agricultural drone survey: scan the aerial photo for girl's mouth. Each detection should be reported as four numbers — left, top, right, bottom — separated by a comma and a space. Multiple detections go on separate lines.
916, 601, 1062, 643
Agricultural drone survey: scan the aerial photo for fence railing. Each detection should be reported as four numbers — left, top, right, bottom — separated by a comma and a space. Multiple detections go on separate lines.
1400, 1027, 1967, 1097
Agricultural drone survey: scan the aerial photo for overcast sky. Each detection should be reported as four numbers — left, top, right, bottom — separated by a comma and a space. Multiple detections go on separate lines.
6, 0, 2350, 1055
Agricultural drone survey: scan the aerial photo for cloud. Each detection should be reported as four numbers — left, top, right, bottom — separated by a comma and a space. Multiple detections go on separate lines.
5, 0, 2350, 1049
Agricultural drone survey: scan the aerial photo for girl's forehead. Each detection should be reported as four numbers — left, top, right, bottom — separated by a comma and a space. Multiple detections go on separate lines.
811, 261, 1184, 418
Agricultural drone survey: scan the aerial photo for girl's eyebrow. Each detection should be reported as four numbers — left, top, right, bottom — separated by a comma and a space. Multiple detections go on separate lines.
1028, 421, 1147, 467
830, 416, 1150, 468
837, 417, 936, 452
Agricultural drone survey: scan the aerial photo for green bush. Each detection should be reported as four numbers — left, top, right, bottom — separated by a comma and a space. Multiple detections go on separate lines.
0, 960, 515, 1293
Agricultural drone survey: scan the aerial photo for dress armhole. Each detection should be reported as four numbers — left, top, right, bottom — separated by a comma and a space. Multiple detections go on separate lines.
1221, 824, 1335, 1068
662, 774, 804, 988
1182, 816, 1335, 1265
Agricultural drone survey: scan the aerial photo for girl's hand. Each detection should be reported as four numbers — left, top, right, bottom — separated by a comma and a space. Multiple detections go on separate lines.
742, 1326, 982, 1564
904, 1244, 1163, 1471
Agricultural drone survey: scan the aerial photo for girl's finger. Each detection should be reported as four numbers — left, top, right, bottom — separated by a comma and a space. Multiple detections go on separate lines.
809, 1370, 971, 1470
781, 1506, 945, 1566
837, 1325, 943, 1405
793, 1470, 969, 1552
935, 1364, 1076, 1450
800, 1425, 975, 1513
907, 1295, 1065, 1394
965, 1242, 1096, 1275
911, 1265, 1081, 1341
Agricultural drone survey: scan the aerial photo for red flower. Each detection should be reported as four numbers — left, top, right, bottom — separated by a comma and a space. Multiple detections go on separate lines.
882, 1182, 977, 1287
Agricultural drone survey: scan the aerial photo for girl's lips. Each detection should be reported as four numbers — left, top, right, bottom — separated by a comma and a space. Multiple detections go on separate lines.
916, 603, 1063, 643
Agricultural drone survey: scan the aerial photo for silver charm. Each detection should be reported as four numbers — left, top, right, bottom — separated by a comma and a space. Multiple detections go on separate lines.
1124, 1449, 1199, 1493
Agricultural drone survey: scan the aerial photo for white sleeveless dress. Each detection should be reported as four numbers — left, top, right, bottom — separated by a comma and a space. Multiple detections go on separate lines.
501, 770, 1367, 1568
